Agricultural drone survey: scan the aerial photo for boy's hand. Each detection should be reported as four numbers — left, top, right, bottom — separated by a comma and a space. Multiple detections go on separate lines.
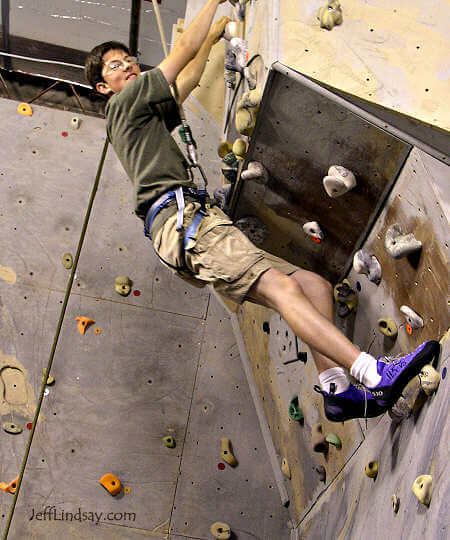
209, 16, 232, 44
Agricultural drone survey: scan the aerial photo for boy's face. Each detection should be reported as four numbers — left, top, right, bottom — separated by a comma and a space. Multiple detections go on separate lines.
96, 49, 141, 96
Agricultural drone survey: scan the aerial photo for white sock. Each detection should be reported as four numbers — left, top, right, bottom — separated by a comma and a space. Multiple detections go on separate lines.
350, 352, 381, 388
319, 367, 350, 394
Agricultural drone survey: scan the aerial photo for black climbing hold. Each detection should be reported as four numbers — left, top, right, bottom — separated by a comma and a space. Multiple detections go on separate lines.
262, 322, 270, 334
356, 281, 361, 291
442, 367, 447, 380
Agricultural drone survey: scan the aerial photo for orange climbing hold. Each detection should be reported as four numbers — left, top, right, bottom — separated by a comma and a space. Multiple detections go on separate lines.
94, 327, 102, 335
406, 324, 413, 335
76, 316, 95, 335
0, 476, 19, 494
17, 103, 33, 116
99, 473, 122, 496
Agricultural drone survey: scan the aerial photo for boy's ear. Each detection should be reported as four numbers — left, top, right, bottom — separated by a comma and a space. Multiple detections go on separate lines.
96, 81, 113, 95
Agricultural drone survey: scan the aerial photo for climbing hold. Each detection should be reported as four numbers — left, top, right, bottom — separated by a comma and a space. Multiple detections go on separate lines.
353, 249, 382, 285
235, 88, 262, 136
418, 364, 440, 396
312, 423, 328, 453
210, 521, 231, 540
221, 151, 239, 183
377, 318, 398, 338
241, 161, 269, 185
325, 433, 342, 449
303, 221, 324, 241
124, 486, 131, 494
0, 477, 19, 494
412, 475, 432, 506
218, 141, 233, 158
213, 185, 233, 212
235, 216, 268, 247
2, 422, 23, 434
333, 279, 358, 317
62, 253, 73, 270
384, 224, 422, 259
281, 457, 291, 479
400, 305, 423, 330
323, 165, 356, 197
162, 436, 176, 448
315, 465, 326, 483
224, 21, 239, 41
18, 103, 33, 116
226, 37, 248, 74
76, 316, 95, 335
364, 461, 378, 479
232, 138, 248, 160
42, 368, 55, 385
115, 276, 132, 297
94, 328, 102, 335
318, 0, 343, 31
392, 494, 400, 513
99, 473, 122, 496
221, 437, 238, 467
288, 396, 304, 422
71, 117, 81, 130
262, 322, 270, 334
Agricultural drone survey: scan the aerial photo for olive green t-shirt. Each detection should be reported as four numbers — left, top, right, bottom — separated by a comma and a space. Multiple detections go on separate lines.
105, 68, 195, 220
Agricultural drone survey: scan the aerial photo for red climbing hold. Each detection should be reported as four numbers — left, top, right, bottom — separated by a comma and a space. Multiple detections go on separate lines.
218, 463, 225, 470
26, 422, 33, 430
62, 132, 69, 137
312, 236, 321, 243
133, 290, 141, 296
406, 323, 413, 335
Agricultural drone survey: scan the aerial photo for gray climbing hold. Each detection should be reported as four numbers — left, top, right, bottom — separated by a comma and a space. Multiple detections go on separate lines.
62, 253, 73, 270
353, 249, 382, 285
400, 305, 424, 329
2, 422, 23, 434
385, 224, 422, 259
213, 185, 233, 212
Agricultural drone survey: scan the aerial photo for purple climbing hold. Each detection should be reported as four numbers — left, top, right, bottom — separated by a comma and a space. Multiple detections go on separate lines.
356, 281, 361, 291
442, 367, 447, 380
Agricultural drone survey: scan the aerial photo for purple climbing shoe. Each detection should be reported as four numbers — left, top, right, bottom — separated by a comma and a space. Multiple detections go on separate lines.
314, 383, 388, 422
368, 340, 441, 408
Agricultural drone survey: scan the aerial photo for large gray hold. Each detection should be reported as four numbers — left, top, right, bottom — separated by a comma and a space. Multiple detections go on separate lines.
384, 224, 422, 259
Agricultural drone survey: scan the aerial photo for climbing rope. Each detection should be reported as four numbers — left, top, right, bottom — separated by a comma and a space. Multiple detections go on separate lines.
1, 139, 109, 540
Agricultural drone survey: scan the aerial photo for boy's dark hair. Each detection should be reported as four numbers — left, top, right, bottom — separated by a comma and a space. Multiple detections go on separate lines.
84, 41, 131, 90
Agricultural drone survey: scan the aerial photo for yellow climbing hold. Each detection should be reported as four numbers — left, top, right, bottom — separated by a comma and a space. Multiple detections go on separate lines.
94, 328, 102, 335
365, 461, 378, 479
18, 103, 33, 116
221, 437, 238, 467
281, 457, 291, 479
210, 522, 231, 540
99, 473, 122, 496
412, 475, 432, 505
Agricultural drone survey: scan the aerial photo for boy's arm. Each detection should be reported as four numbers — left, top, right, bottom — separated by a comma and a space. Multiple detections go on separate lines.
175, 16, 230, 103
158, 0, 228, 86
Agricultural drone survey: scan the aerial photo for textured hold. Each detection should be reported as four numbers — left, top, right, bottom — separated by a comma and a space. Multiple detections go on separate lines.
2, 422, 23, 434
377, 318, 398, 338
353, 249, 382, 285
62, 252, 73, 269
99, 473, 122, 496
365, 461, 378, 479
303, 221, 324, 241
241, 161, 269, 184
312, 423, 328, 453
210, 521, 231, 540
384, 224, 422, 259
162, 435, 176, 448
323, 165, 356, 197
18, 103, 33, 116
288, 396, 304, 422
419, 364, 440, 396
76, 316, 95, 335
326, 433, 342, 449
235, 216, 268, 247
221, 438, 238, 467
281, 457, 291, 479
217, 141, 233, 158
71, 117, 81, 130
388, 376, 424, 422
334, 279, 358, 317
392, 494, 400, 513
412, 475, 432, 505
318, 0, 343, 30
226, 37, 248, 74
115, 276, 132, 297
232, 138, 248, 160
400, 305, 424, 329
235, 88, 262, 136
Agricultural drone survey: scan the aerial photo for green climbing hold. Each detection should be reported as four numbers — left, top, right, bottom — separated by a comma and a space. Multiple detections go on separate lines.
2, 422, 23, 434
163, 436, 176, 448
42, 369, 55, 385
326, 433, 342, 449
288, 396, 304, 422
62, 252, 73, 269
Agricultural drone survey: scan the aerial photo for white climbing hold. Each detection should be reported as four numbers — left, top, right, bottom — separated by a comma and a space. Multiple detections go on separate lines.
71, 117, 81, 130
224, 21, 239, 41
400, 305, 424, 329
303, 221, 324, 241
384, 224, 422, 259
412, 475, 432, 506
323, 165, 356, 197
318, 0, 343, 31
418, 364, 440, 396
392, 494, 400, 513
353, 249, 382, 285
241, 162, 269, 184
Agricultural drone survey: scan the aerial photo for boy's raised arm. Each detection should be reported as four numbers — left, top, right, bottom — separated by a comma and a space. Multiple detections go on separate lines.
158, 0, 228, 86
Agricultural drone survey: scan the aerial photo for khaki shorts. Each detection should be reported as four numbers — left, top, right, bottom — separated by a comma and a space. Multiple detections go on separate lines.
150, 202, 300, 304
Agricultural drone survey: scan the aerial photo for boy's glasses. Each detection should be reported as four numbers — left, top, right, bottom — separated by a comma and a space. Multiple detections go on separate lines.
104, 57, 138, 74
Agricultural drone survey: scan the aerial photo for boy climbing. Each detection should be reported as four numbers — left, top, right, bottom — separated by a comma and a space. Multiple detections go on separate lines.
84, 0, 440, 422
